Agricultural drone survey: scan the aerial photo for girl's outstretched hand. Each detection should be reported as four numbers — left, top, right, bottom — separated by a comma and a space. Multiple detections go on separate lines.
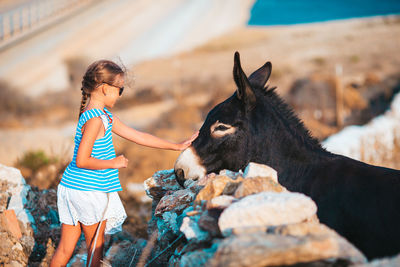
176, 131, 199, 151
113, 155, 129, 168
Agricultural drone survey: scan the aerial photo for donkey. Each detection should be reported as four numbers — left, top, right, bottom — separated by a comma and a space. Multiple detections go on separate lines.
174, 52, 400, 260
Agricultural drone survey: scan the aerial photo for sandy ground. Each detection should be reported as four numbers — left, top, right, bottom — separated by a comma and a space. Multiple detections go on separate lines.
133, 15, 400, 97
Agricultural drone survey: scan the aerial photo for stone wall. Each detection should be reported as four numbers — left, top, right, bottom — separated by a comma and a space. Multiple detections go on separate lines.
144, 162, 400, 266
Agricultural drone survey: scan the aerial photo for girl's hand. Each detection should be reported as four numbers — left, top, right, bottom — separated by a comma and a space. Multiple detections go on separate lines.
176, 131, 199, 151
113, 155, 129, 168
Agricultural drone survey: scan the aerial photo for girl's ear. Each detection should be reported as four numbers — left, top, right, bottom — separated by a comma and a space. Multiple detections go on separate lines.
101, 84, 107, 96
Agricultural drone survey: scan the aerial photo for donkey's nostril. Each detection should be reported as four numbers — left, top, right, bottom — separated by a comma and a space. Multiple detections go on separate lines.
175, 168, 184, 179
175, 168, 186, 188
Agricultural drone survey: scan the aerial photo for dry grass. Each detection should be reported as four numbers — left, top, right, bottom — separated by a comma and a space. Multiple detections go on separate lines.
0, 82, 82, 128
15, 149, 69, 190
194, 28, 270, 53
136, 231, 158, 267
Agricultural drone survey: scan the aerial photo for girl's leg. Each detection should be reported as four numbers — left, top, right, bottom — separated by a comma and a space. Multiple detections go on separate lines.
81, 220, 107, 267
50, 223, 82, 267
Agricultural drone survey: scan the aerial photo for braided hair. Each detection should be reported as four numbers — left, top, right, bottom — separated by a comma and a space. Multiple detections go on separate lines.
79, 60, 125, 118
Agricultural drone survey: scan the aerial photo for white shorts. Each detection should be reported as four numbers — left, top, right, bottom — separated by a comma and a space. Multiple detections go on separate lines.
57, 184, 127, 235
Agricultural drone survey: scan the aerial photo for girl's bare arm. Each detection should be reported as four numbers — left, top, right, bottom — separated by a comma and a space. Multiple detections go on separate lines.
76, 117, 127, 169
112, 116, 198, 151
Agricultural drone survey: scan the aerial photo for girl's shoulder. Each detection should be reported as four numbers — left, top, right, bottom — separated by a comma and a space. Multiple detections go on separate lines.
79, 108, 105, 124
79, 108, 113, 127
81, 108, 107, 118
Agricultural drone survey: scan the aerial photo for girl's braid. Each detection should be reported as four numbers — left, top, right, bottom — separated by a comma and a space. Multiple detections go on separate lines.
78, 63, 101, 118
79, 87, 89, 118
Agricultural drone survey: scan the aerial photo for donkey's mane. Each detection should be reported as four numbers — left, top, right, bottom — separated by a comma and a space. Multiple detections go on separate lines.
261, 86, 324, 151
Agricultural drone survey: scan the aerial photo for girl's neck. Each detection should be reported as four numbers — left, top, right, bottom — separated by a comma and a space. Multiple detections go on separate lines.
86, 98, 105, 111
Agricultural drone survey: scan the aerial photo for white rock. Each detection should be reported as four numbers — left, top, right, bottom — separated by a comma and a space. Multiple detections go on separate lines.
219, 169, 243, 180
243, 162, 278, 183
218, 192, 317, 236
143, 169, 180, 199
323, 92, 400, 162
0, 164, 35, 228
127, 182, 152, 203
8, 261, 24, 267
180, 217, 208, 241
12, 243, 23, 251
207, 195, 236, 210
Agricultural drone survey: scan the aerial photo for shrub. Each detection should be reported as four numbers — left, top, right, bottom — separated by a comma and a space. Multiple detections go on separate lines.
16, 150, 57, 173
312, 57, 326, 66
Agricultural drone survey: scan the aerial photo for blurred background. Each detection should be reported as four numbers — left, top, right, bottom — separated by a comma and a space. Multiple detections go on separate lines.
0, 0, 400, 264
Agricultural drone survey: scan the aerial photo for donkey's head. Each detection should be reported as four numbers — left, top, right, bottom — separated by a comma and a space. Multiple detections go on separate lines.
174, 52, 273, 186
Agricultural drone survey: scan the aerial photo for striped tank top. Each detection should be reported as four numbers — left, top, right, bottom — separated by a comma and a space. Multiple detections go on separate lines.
60, 107, 122, 192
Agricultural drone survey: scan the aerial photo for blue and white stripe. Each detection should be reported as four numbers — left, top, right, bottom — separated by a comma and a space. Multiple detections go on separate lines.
60, 107, 122, 192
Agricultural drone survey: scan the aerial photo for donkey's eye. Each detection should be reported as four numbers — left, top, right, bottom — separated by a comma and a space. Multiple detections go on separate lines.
210, 121, 236, 138
215, 125, 230, 131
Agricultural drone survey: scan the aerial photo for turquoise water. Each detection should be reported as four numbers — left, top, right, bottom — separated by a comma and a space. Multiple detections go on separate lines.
248, 0, 400, 26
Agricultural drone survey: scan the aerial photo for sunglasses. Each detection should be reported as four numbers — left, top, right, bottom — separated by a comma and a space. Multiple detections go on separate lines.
114, 85, 124, 96
99, 82, 124, 96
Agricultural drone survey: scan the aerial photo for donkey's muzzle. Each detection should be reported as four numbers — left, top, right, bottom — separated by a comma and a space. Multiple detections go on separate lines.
174, 147, 207, 187
175, 168, 186, 187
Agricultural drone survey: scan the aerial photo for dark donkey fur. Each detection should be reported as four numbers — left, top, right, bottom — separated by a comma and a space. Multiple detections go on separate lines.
181, 52, 400, 260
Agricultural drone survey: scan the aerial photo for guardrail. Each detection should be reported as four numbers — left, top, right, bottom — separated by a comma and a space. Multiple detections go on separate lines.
0, 0, 96, 51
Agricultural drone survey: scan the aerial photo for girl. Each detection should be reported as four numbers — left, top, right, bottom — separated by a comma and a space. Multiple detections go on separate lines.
50, 60, 198, 267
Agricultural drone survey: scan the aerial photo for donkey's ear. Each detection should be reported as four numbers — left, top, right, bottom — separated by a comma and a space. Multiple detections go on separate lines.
233, 52, 256, 109
248, 61, 272, 89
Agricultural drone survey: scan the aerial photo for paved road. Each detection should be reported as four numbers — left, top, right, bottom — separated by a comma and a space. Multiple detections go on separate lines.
0, 0, 253, 97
